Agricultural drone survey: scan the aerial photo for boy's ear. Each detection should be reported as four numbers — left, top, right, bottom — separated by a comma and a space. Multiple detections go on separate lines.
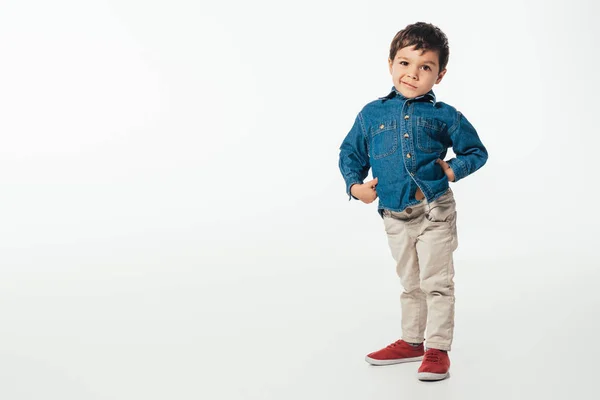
435, 69, 447, 84
388, 58, 393, 74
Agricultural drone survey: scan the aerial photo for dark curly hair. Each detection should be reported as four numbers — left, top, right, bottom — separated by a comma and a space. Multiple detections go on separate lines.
389, 22, 450, 72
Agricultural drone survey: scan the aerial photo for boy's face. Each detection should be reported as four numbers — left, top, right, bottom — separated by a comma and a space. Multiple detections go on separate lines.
388, 45, 447, 98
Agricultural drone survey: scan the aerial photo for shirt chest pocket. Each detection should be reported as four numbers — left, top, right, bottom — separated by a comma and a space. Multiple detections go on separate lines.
415, 117, 447, 153
370, 121, 398, 160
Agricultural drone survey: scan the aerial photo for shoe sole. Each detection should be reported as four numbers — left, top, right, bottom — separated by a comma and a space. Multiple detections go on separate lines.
417, 371, 449, 381
365, 355, 423, 366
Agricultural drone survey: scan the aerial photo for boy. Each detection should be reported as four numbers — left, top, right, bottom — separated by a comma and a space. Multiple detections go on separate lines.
338, 22, 487, 381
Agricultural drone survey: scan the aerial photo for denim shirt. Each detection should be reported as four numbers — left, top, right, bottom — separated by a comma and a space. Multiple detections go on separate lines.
339, 87, 488, 215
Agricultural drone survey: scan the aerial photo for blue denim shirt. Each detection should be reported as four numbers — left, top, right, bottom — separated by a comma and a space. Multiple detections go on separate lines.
339, 87, 488, 215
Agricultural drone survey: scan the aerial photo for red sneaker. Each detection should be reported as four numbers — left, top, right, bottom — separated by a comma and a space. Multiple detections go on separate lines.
417, 349, 450, 381
365, 340, 424, 365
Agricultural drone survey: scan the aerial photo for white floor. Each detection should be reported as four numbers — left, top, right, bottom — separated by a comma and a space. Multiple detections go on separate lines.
2, 219, 597, 400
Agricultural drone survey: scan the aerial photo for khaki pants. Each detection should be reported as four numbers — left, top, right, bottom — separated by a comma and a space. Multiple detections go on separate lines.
382, 189, 458, 351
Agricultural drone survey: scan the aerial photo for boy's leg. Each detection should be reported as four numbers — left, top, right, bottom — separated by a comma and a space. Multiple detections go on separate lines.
364, 210, 427, 366
383, 209, 427, 344
415, 189, 458, 351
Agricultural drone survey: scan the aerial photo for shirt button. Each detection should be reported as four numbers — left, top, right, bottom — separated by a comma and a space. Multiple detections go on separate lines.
379, 124, 385, 129
404, 133, 409, 138
404, 115, 409, 120
406, 153, 411, 158
406, 207, 413, 214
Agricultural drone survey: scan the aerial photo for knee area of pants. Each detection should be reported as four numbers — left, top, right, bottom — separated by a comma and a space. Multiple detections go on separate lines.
420, 281, 453, 296
403, 287, 424, 295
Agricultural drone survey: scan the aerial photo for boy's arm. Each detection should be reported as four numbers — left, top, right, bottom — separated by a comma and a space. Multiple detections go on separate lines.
339, 113, 370, 200
445, 111, 488, 182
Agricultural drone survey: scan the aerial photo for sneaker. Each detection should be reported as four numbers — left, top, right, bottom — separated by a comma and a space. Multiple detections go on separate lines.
417, 348, 450, 381
365, 340, 424, 366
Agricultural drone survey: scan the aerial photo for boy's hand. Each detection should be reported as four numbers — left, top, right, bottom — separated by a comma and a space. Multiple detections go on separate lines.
436, 159, 455, 182
351, 177, 379, 204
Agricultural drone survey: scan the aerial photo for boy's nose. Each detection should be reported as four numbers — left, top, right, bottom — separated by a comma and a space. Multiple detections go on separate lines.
407, 68, 418, 79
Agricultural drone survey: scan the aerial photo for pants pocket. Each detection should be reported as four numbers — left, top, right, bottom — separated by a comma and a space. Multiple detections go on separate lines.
425, 191, 456, 223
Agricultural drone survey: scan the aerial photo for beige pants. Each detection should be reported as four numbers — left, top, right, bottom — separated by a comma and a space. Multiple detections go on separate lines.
382, 189, 458, 351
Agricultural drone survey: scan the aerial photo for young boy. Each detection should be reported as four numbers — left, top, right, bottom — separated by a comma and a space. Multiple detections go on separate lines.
338, 22, 488, 381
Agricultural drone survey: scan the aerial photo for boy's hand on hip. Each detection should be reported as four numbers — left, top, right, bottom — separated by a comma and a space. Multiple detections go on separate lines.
436, 159, 455, 182
351, 177, 378, 204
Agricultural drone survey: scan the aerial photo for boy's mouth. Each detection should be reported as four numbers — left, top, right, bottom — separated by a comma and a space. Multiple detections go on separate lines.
401, 81, 417, 89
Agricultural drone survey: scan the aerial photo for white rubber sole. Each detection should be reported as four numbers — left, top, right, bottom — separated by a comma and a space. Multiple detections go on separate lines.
365, 355, 423, 366
417, 371, 450, 381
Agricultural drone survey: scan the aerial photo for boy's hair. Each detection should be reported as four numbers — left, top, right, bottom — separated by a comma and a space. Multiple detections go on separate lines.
389, 22, 450, 72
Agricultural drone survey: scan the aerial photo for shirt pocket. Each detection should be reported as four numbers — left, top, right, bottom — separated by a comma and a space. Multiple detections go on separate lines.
416, 117, 446, 154
371, 120, 398, 160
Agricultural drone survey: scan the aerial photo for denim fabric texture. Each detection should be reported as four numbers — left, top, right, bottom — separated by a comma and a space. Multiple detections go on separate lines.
339, 87, 488, 215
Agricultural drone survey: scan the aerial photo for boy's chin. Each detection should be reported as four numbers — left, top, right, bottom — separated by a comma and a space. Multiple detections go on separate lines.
396, 87, 418, 99
396, 85, 428, 99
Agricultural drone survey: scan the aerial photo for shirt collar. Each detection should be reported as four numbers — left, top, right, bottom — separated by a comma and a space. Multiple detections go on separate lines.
379, 86, 437, 105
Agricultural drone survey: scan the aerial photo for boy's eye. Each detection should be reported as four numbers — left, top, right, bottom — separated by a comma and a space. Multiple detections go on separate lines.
399, 61, 408, 66
422, 65, 431, 71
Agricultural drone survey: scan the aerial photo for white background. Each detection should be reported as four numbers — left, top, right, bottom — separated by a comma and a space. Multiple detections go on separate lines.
0, 0, 599, 399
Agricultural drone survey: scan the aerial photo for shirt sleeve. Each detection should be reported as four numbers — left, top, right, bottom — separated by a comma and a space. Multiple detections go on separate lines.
446, 111, 488, 182
338, 112, 370, 200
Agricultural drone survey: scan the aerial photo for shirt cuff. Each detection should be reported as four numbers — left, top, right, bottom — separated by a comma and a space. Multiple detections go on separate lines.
347, 181, 362, 200
446, 158, 468, 182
